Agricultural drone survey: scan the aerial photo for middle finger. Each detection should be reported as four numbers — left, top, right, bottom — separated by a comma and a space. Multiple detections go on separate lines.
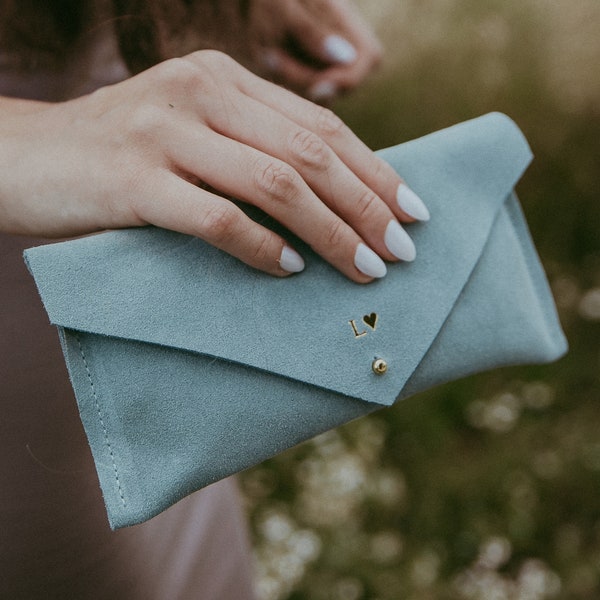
203, 91, 416, 263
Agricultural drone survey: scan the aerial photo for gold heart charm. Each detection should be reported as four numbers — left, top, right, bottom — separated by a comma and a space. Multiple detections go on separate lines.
363, 312, 378, 330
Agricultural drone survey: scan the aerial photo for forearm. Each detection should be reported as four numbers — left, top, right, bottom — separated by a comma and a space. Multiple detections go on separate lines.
0, 96, 111, 237
0, 97, 48, 235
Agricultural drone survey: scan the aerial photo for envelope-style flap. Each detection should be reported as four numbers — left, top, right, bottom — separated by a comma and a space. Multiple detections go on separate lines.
24, 113, 532, 406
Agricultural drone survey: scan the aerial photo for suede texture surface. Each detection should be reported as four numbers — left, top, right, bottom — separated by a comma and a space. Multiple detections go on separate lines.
24, 113, 567, 528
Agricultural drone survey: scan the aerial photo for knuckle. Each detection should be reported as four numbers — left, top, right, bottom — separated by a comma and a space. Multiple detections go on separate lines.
187, 50, 238, 82
158, 56, 215, 96
370, 156, 396, 183
314, 106, 346, 140
251, 232, 272, 264
289, 129, 329, 171
128, 104, 168, 142
324, 218, 347, 248
155, 57, 197, 87
355, 189, 381, 220
254, 158, 300, 204
191, 49, 234, 67
199, 205, 239, 244
160, 56, 193, 75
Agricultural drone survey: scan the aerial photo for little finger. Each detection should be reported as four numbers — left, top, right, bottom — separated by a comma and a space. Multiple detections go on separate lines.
134, 170, 306, 276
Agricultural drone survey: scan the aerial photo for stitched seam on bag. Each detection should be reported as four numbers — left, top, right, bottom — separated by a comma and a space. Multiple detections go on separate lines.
75, 335, 126, 506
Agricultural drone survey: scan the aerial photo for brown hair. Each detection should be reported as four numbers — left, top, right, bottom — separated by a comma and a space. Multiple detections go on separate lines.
0, 0, 249, 74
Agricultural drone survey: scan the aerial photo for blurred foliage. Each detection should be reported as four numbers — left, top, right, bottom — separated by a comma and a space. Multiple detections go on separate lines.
240, 1, 600, 598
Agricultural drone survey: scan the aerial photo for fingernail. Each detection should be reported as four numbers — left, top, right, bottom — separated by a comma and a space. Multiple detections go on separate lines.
324, 34, 358, 64
309, 80, 337, 102
354, 243, 387, 278
396, 183, 430, 221
384, 220, 416, 262
280, 246, 305, 273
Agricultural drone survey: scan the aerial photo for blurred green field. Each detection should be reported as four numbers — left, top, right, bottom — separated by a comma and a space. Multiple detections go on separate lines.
240, 1, 600, 598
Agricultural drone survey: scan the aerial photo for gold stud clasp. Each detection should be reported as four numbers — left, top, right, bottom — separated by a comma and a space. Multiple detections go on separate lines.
372, 358, 388, 375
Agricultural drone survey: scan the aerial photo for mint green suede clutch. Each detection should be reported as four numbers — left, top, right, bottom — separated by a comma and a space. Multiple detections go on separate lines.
24, 113, 567, 529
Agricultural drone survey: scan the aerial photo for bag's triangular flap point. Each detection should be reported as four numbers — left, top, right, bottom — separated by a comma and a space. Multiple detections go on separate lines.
398, 194, 568, 402
379, 112, 532, 200
24, 113, 535, 407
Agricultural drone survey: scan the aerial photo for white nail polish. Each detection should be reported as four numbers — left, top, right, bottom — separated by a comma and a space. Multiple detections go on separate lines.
354, 243, 387, 278
309, 80, 337, 102
280, 246, 305, 273
384, 220, 416, 262
396, 183, 430, 221
324, 34, 358, 64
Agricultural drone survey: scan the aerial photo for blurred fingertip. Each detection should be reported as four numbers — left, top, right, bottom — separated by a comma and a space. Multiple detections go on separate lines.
308, 80, 338, 102
324, 34, 358, 65
262, 50, 281, 72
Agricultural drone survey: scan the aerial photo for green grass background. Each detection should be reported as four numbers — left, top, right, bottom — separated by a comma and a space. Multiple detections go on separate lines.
240, 1, 600, 598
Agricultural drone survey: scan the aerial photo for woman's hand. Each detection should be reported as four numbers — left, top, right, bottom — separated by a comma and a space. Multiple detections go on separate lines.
246, 0, 383, 101
0, 51, 428, 282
